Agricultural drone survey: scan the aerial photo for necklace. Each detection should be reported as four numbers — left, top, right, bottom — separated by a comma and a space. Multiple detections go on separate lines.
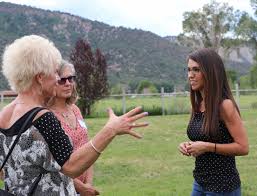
60, 107, 76, 128
62, 111, 71, 118
61, 105, 72, 118
14, 102, 25, 105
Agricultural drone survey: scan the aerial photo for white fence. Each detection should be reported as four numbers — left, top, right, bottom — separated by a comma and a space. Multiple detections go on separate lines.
108, 86, 257, 115
1, 87, 257, 115
0, 90, 17, 103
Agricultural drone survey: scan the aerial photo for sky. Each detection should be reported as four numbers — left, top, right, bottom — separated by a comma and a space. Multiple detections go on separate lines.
1, 0, 254, 37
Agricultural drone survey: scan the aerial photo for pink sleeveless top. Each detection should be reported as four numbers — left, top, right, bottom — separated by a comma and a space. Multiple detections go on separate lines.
52, 104, 88, 182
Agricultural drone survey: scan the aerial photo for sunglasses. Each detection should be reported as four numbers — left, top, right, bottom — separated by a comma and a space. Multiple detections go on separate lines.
58, 76, 76, 85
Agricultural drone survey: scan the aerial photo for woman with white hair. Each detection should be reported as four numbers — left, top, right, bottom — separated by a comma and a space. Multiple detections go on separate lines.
0, 35, 148, 195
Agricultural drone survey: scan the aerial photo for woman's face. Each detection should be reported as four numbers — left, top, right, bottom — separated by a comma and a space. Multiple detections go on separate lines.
56, 66, 75, 99
187, 59, 204, 92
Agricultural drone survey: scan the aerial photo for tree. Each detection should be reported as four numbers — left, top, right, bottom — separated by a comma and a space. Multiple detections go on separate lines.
226, 69, 238, 84
70, 39, 109, 116
235, 12, 257, 44
136, 80, 158, 94
239, 74, 251, 89
235, 0, 257, 88
250, 64, 257, 88
179, 0, 237, 52
251, 0, 257, 15
154, 82, 174, 93
0, 72, 9, 90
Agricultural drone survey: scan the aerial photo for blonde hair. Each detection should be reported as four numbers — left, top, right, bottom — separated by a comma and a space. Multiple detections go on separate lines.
2, 35, 62, 92
59, 60, 78, 105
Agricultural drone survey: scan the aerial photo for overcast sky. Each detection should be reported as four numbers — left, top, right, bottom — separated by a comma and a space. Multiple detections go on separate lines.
1, 0, 254, 37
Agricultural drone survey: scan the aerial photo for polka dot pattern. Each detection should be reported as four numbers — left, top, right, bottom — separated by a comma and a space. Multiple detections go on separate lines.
187, 112, 241, 193
33, 112, 73, 167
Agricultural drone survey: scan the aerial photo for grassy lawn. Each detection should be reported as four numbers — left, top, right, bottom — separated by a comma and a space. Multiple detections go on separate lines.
85, 110, 257, 196
0, 96, 256, 195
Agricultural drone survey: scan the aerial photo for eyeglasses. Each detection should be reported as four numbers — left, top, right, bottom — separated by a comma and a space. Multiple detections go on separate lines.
57, 76, 76, 85
184, 67, 201, 75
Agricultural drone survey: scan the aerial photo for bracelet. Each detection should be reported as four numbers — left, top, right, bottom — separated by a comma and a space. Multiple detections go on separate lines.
89, 140, 102, 154
214, 143, 217, 153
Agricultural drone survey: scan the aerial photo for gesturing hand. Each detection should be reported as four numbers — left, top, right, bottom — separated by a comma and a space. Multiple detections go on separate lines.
104, 106, 149, 138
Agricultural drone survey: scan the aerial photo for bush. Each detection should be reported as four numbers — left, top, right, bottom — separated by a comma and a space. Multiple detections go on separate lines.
136, 80, 158, 93
251, 102, 257, 109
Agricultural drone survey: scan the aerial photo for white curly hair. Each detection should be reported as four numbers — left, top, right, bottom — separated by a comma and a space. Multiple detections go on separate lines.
2, 34, 62, 92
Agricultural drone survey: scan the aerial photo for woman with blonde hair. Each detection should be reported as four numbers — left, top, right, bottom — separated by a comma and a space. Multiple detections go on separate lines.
0, 35, 148, 195
48, 60, 99, 195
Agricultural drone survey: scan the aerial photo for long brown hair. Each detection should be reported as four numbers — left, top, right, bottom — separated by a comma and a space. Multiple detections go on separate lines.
187, 48, 239, 138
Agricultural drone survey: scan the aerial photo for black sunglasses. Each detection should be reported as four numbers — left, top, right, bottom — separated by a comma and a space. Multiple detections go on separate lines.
58, 76, 76, 85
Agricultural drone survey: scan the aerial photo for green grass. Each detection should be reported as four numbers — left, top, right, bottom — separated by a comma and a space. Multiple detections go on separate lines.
0, 95, 256, 195
85, 110, 257, 196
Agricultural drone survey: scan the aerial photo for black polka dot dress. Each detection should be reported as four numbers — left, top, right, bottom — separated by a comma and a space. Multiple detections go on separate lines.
187, 112, 241, 193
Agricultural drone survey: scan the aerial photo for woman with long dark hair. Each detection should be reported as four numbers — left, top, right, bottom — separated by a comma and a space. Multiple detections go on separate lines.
178, 48, 248, 195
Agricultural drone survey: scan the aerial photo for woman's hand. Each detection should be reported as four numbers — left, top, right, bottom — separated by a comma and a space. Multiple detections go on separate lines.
104, 106, 149, 138
178, 142, 191, 156
186, 141, 210, 157
80, 183, 99, 196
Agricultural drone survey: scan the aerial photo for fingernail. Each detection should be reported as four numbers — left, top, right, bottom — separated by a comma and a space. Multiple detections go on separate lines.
144, 112, 148, 115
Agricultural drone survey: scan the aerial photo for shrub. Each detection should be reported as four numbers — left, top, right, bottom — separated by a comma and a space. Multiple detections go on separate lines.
251, 102, 257, 109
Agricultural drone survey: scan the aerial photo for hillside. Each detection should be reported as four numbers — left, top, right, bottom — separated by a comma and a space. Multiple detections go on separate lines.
0, 2, 254, 91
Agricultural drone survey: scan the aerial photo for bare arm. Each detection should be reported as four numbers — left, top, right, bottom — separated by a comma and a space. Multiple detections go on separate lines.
61, 125, 114, 178
61, 107, 148, 178
85, 165, 94, 185
214, 99, 248, 155
187, 100, 249, 157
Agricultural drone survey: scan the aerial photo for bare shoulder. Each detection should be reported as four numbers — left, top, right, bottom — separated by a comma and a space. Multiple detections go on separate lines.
220, 99, 239, 121
0, 103, 15, 126
34, 108, 53, 121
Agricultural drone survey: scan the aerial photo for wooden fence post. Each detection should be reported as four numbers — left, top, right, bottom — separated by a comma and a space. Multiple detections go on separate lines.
0, 92, 3, 103
235, 82, 240, 109
161, 87, 165, 116
122, 87, 126, 114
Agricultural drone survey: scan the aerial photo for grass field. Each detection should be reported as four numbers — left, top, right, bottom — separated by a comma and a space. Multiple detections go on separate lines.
85, 110, 257, 196
0, 96, 256, 195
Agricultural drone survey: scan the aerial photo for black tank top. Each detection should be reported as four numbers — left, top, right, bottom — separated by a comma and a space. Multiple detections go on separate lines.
187, 112, 240, 192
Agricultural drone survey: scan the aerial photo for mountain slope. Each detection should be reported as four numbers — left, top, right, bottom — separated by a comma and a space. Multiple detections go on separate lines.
0, 2, 190, 90
0, 2, 254, 91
